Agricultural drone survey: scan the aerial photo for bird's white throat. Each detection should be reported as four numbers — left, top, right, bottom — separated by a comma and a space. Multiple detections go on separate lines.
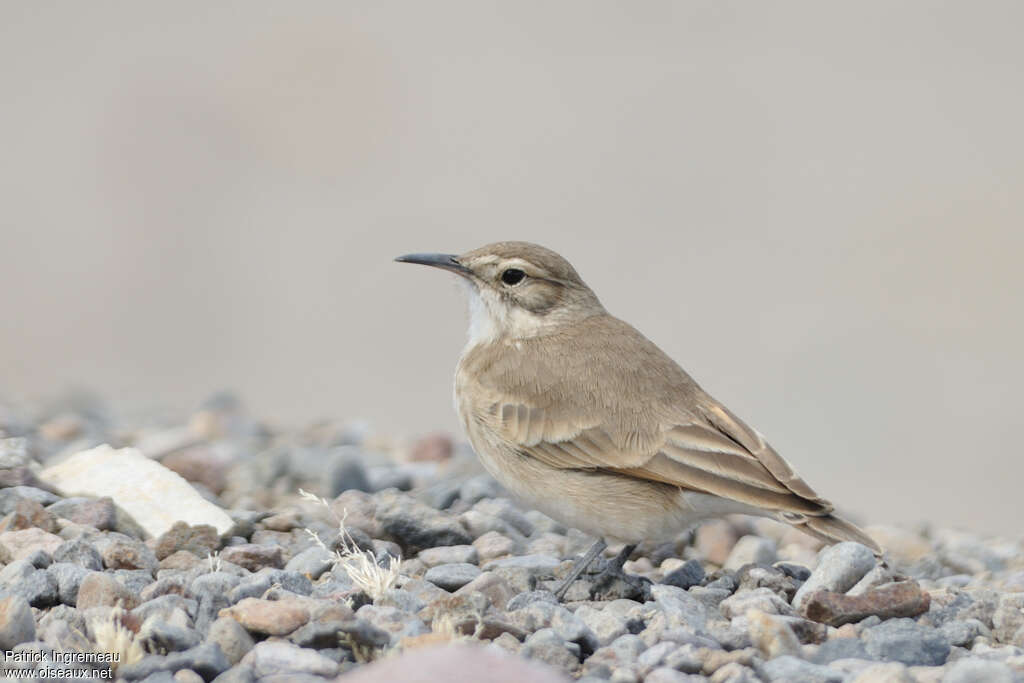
459, 279, 548, 350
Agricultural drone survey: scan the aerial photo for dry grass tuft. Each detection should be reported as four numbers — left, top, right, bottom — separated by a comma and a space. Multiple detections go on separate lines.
299, 488, 401, 601
90, 607, 145, 671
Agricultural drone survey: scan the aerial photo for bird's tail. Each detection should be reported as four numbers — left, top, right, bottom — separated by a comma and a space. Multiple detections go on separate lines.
785, 512, 882, 557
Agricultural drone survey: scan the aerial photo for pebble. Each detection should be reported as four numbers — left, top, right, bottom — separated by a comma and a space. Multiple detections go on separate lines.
0, 486, 60, 512
154, 521, 220, 560
7, 397, 1024, 683
284, 545, 335, 579
724, 535, 777, 571
662, 559, 705, 590
76, 571, 140, 609
39, 445, 235, 537
862, 618, 951, 666
219, 543, 284, 572
521, 628, 581, 674
576, 605, 629, 646
800, 580, 931, 626
582, 633, 647, 678
762, 655, 842, 682
119, 643, 231, 681
372, 489, 472, 552
793, 542, 877, 610
942, 658, 1016, 683
52, 537, 103, 570
46, 561, 90, 605
424, 562, 482, 591
453, 572, 515, 610
720, 587, 794, 618
355, 605, 430, 646
651, 584, 708, 631
95, 534, 159, 573
0, 594, 36, 649
0, 559, 59, 606
218, 598, 310, 636
0, 527, 64, 559
419, 544, 479, 567
239, 640, 339, 678
848, 662, 915, 682
46, 496, 117, 530
746, 608, 802, 658
473, 531, 519, 562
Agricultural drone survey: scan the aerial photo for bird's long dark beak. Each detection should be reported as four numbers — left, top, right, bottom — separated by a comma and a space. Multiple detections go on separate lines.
394, 252, 471, 276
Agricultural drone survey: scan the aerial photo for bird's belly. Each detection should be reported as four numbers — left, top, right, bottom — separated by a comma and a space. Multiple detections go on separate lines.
460, 421, 726, 543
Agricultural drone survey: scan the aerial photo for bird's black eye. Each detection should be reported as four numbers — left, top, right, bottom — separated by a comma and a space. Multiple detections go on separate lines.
500, 268, 526, 286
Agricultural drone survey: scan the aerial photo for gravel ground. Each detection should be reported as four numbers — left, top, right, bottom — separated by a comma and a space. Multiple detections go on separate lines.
1, 393, 1022, 682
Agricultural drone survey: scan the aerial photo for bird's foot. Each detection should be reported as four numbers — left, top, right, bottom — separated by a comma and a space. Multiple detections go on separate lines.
589, 561, 653, 602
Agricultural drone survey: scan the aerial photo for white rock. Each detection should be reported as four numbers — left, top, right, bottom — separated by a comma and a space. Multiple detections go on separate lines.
39, 445, 233, 538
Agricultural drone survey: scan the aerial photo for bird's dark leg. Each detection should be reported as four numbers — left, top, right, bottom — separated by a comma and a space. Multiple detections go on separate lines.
591, 542, 651, 601
607, 543, 637, 573
553, 538, 607, 600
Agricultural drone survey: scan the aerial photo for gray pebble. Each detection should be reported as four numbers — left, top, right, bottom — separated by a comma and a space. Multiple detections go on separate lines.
52, 538, 103, 570
239, 640, 339, 677
550, 606, 599, 651
582, 633, 647, 678
424, 562, 482, 591
376, 588, 426, 613
458, 475, 502, 505
23, 548, 52, 569
723, 535, 777, 571
484, 554, 561, 572
210, 665, 254, 683
521, 628, 580, 674
939, 618, 988, 647
0, 594, 36, 649
326, 451, 372, 496
761, 655, 842, 682
809, 637, 872, 663
645, 668, 706, 683
793, 542, 877, 610
372, 490, 471, 552
719, 587, 794, 619
0, 560, 59, 607
650, 584, 708, 631
46, 562, 89, 605
507, 590, 559, 611
283, 545, 334, 580
113, 568, 157, 594
119, 643, 231, 681
206, 617, 255, 665
139, 619, 202, 653
191, 572, 243, 634
355, 605, 429, 646
576, 605, 629, 646
862, 617, 951, 666
943, 658, 1015, 683
0, 487, 60, 513
418, 544, 479, 567
662, 559, 705, 590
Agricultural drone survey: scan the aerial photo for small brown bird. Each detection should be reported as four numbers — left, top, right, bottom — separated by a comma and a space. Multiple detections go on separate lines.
396, 241, 879, 598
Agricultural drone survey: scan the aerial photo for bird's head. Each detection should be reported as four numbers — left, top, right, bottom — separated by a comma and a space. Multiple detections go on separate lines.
396, 241, 605, 344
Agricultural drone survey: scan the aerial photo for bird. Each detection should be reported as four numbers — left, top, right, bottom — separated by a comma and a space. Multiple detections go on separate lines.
396, 241, 880, 599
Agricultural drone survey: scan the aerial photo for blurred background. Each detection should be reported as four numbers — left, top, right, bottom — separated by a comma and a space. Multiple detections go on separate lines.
1, 2, 1021, 535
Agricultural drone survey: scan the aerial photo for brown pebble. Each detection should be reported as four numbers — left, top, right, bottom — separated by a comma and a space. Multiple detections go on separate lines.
800, 580, 931, 627
409, 433, 453, 462
219, 598, 310, 636
77, 572, 140, 610
0, 499, 58, 533
219, 543, 284, 571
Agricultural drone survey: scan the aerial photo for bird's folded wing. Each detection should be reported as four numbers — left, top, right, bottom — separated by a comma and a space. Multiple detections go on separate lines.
490, 396, 832, 516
